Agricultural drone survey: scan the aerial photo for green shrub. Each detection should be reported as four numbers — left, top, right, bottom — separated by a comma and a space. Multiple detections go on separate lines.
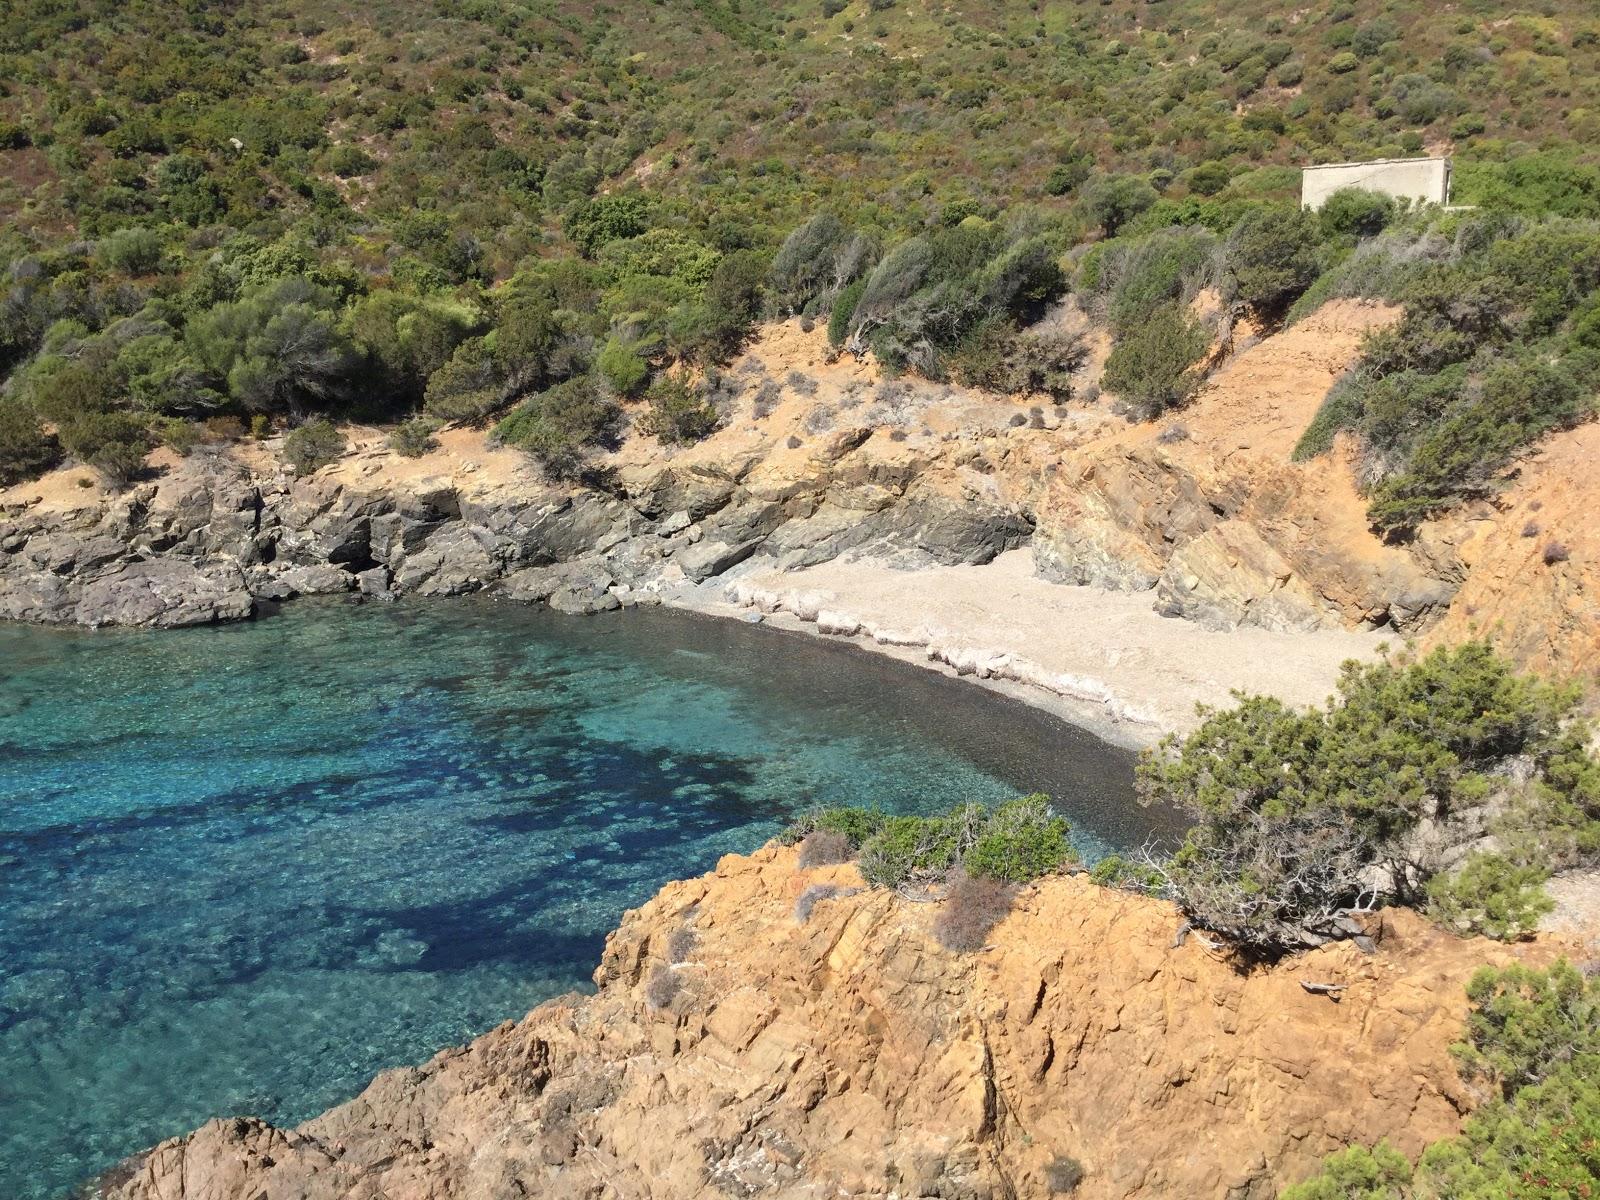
1289, 215, 1600, 530
1089, 854, 1163, 890
387, 415, 441, 458
1280, 1142, 1414, 1200
493, 375, 618, 478
1137, 643, 1594, 957
963, 796, 1074, 883
327, 144, 375, 177
98, 226, 164, 275
282, 418, 346, 475
1318, 188, 1397, 241
151, 416, 202, 456
784, 806, 889, 849
1425, 852, 1553, 941
1081, 174, 1159, 237
596, 336, 650, 396
818, 797, 1078, 891
1224, 205, 1322, 317
564, 193, 651, 257
0, 401, 60, 485
186, 278, 358, 416
635, 374, 719, 445
1088, 226, 1221, 335
1288, 961, 1600, 1200
1102, 302, 1209, 420
56, 410, 151, 485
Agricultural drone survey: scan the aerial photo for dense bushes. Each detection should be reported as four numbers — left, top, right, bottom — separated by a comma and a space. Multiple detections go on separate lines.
1136, 643, 1597, 957
1101, 304, 1210, 420
0, 400, 59, 484
1224, 206, 1322, 316
0, 0, 1596, 517
785, 795, 1076, 891
784, 797, 1074, 955
1293, 215, 1600, 532
635, 374, 719, 445
1284, 960, 1600, 1199
493, 376, 618, 479
282, 418, 345, 476
798, 214, 1070, 381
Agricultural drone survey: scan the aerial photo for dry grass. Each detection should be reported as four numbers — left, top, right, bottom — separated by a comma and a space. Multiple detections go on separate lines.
794, 883, 846, 923
645, 965, 682, 1009
666, 926, 697, 963
1044, 1155, 1085, 1193
797, 830, 853, 868
933, 870, 1016, 952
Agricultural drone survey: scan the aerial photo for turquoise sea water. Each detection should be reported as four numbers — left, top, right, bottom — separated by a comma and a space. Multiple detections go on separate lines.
0, 599, 1178, 1198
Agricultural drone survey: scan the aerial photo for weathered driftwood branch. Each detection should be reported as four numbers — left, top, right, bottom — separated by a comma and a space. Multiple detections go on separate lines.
1299, 980, 1349, 999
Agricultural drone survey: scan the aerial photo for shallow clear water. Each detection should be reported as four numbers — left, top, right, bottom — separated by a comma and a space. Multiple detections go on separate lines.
0, 599, 1179, 1198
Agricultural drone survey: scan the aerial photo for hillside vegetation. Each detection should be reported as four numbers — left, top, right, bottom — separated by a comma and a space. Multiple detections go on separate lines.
3, 0, 1599, 519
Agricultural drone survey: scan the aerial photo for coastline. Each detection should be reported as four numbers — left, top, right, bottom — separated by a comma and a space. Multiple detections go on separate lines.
657, 548, 1389, 749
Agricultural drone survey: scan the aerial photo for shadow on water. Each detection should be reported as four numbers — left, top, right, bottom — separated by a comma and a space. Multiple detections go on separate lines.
0, 597, 1184, 1200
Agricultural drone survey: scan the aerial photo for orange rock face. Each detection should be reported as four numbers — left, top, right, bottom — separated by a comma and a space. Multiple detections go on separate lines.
102, 846, 1549, 1200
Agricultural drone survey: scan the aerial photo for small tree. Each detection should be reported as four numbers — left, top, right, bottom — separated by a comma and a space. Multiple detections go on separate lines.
283, 418, 346, 476
0, 401, 60, 485
1137, 643, 1594, 958
636, 375, 719, 445
596, 336, 650, 396
1102, 302, 1209, 420
494, 375, 618, 479
1225, 206, 1323, 318
1081, 174, 1159, 237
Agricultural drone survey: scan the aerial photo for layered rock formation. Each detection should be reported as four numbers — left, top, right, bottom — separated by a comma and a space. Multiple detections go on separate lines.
2, 304, 1593, 696
98, 845, 1548, 1200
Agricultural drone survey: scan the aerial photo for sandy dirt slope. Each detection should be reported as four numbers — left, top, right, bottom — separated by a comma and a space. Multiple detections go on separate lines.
1422, 421, 1600, 684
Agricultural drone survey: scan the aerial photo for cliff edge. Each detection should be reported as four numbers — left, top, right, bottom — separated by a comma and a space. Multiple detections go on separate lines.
98, 845, 1550, 1200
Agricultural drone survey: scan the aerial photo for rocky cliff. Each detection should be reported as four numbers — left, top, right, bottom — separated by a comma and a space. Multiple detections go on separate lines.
2, 305, 1594, 694
97, 844, 1550, 1200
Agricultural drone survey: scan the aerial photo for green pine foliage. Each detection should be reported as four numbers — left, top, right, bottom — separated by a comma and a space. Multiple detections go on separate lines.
1285, 961, 1600, 1200
1292, 216, 1600, 531
1136, 643, 1597, 957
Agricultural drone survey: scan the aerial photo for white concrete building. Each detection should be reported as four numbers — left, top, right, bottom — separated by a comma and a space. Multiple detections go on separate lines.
1300, 156, 1452, 210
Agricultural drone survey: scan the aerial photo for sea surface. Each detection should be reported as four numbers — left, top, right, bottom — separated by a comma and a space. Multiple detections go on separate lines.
0, 599, 1180, 1198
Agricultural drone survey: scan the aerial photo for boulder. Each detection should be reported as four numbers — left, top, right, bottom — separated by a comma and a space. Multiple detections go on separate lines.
70, 560, 254, 628
677, 537, 762, 582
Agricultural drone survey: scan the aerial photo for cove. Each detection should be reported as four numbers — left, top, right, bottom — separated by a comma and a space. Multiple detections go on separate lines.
0, 599, 1182, 1199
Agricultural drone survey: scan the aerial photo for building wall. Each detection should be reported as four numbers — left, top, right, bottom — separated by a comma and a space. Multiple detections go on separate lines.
1301, 157, 1451, 210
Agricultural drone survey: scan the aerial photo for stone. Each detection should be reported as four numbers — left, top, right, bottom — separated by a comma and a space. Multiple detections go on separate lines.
657, 510, 692, 536
676, 538, 761, 583
71, 560, 254, 629
274, 564, 355, 597
356, 567, 393, 599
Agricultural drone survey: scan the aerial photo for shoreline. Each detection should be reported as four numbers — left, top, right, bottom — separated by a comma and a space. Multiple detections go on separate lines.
0, 547, 1389, 751
657, 549, 1389, 750
665, 593, 1164, 750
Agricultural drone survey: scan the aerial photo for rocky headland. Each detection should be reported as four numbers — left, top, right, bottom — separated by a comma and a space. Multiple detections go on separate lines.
95, 842, 1560, 1200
